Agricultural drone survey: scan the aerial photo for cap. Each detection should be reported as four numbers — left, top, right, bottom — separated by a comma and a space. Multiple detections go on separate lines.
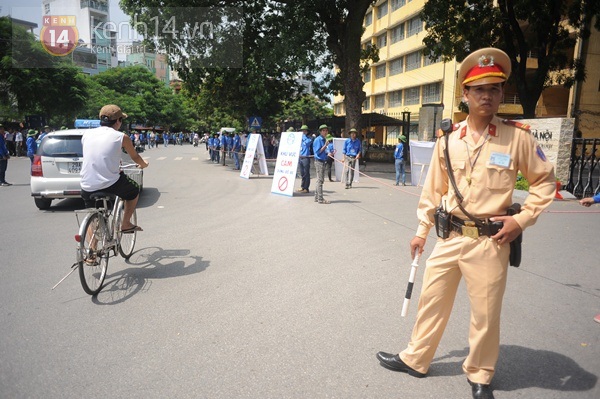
287, 127, 295, 132
399, 135, 407, 142
349, 128, 357, 134
326, 134, 333, 140
319, 124, 328, 131
458, 47, 511, 87
300, 125, 309, 130
99, 104, 128, 122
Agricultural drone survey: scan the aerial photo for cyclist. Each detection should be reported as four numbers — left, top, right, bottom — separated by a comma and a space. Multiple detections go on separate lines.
80, 104, 149, 233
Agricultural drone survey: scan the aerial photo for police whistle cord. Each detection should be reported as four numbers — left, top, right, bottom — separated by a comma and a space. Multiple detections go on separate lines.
401, 254, 420, 317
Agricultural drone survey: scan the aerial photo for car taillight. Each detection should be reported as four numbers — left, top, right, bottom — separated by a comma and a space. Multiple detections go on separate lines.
31, 155, 43, 177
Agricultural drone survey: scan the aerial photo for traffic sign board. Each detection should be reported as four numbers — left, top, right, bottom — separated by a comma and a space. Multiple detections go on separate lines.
249, 117, 262, 130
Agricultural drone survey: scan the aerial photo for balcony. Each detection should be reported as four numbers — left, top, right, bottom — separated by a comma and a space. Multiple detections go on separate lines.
81, 1, 109, 14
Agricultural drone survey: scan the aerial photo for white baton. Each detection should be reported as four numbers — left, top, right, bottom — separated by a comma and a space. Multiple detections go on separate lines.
401, 254, 420, 317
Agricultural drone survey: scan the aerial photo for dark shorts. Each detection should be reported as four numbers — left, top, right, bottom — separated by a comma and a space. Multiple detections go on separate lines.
82, 172, 139, 207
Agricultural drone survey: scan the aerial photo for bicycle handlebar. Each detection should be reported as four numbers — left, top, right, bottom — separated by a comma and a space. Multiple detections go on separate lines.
120, 163, 139, 169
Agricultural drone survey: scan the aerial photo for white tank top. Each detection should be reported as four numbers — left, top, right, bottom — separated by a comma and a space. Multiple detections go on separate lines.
80, 126, 125, 191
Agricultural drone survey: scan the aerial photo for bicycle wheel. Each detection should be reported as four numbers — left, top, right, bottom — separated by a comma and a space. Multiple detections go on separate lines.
78, 213, 109, 295
116, 202, 137, 259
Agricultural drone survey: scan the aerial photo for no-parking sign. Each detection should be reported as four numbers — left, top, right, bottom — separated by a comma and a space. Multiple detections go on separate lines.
270, 132, 302, 196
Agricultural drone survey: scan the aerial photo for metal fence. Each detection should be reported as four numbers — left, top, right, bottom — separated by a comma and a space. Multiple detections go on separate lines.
565, 138, 600, 198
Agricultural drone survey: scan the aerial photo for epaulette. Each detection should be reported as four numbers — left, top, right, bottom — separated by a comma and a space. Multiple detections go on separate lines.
502, 119, 531, 132
436, 123, 461, 138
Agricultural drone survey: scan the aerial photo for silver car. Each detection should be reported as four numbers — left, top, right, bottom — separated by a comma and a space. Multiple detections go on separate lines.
30, 130, 143, 210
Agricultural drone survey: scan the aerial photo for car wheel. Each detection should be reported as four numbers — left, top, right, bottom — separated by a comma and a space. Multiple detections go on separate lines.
34, 197, 52, 210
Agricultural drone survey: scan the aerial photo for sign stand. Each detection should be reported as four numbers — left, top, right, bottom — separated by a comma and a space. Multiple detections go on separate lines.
270, 132, 302, 196
240, 134, 269, 179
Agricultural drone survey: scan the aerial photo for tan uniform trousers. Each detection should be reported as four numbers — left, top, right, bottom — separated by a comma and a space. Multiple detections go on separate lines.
400, 231, 510, 384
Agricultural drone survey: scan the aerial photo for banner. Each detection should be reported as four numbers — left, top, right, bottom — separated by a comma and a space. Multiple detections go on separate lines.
240, 133, 268, 179
270, 132, 302, 196
409, 141, 435, 187
334, 138, 359, 184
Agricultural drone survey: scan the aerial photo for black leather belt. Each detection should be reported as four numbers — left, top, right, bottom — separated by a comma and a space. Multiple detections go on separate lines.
449, 216, 502, 238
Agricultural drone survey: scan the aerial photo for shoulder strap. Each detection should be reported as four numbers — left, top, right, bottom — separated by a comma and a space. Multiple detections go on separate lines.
443, 132, 484, 226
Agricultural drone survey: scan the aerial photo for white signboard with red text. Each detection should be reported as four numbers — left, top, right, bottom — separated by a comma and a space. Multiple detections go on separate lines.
270, 132, 302, 196
240, 133, 268, 179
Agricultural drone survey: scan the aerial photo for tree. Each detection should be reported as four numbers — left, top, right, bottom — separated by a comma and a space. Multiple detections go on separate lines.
276, 94, 333, 125
0, 17, 87, 123
422, 0, 600, 118
81, 65, 193, 129
120, 1, 377, 132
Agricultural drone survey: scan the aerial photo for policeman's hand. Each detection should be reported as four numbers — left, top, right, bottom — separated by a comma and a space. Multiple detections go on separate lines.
490, 216, 522, 245
139, 160, 149, 169
410, 236, 426, 259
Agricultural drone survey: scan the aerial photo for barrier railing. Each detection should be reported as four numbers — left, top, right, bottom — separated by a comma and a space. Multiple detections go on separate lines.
565, 138, 600, 199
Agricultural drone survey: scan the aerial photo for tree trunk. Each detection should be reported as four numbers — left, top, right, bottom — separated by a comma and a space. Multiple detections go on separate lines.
341, 11, 367, 135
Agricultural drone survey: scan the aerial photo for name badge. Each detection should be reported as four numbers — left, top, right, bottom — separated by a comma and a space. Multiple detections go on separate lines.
489, 152, 511, 168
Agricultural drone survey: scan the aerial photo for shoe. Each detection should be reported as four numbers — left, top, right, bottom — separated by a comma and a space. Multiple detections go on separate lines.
403, 182, 406, 186
303, 189, 309, 193
297, 188, 305, 192
1, 182, 12, 186
318, 200, 330, 204
375, 352, 426, 377
468, 379, 494, 399
595, 314, 600, 324
395, 183, 399, 186
121, 225, 143, 234
329, 179, 334, 182
345, 185, 349, 189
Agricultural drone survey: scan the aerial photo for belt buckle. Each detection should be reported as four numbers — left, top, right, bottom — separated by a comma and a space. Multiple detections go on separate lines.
461, 221, 479, 239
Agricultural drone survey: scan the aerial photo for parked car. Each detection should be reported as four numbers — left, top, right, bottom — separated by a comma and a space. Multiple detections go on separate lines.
30, 130, 143, 210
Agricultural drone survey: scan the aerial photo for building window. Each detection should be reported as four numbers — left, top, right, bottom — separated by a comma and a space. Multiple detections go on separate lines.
389, 90, 403, 107
391, 0, 406, 11
364, 69, 371, 83
389, 57, 403, 75
404, 86, 420, 105
405, 50, 421, 71
377, 33, 387, 48
423, 51, 441, 66
365, 12, 372, 26
407, 16, 423, 37
378, 1, 388, 19
363, 98, 370, 111
375, 64, 386, 79
422, 82, 441, 103
375, 94, 385, 109
390, 23, 405, 43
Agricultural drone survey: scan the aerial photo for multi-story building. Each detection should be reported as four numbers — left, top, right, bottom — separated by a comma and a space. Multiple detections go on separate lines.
333, 0, 600, 143
42, 0, 118, 72
125, 41, 171, 87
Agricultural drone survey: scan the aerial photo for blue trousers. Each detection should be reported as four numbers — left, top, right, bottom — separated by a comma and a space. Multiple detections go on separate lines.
395, 158, 406, 185
299, 157, 310, 190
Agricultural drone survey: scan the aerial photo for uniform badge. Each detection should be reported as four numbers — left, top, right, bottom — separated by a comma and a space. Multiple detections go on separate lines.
536, 145, 547, 162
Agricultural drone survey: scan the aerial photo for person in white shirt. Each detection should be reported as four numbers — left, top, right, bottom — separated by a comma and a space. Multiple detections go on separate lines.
80, 104, 149, 233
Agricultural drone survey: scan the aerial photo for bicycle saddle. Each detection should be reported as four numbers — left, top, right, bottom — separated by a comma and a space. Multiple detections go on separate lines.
89, 192, 116, 201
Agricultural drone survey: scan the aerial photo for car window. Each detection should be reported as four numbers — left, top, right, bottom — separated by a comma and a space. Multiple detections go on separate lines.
39, 135, 83, 157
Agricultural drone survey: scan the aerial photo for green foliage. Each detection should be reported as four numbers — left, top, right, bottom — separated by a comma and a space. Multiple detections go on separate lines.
515, 173, 530, 191
0, 17, 87, 122
421, 0, 600, 118
81, 65, 193, 129
276, 95, 333, 125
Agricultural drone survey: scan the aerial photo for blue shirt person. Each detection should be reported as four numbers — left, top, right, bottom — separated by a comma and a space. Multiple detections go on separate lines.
312, 125, 331, 204
342, 128, 362, 189
232, 133, 242, 170
394, 135, 407, 186
297, 125, 312, 193
0, 124, 11, 185
580, 192, 600, 207
325, 134, 336, 181
26, 130, 38, 163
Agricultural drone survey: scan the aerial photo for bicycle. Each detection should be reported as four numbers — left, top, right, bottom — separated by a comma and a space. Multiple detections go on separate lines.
75, 164, 139, 295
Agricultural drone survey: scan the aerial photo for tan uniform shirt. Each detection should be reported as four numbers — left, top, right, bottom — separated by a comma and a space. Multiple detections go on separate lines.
416, 115, 556, 239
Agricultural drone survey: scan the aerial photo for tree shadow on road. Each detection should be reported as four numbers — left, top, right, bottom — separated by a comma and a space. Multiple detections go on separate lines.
91, 246, 209, 305
428, 346, 597, 393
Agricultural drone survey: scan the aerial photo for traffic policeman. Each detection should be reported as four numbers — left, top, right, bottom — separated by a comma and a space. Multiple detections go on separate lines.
376, 48, 556, 399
